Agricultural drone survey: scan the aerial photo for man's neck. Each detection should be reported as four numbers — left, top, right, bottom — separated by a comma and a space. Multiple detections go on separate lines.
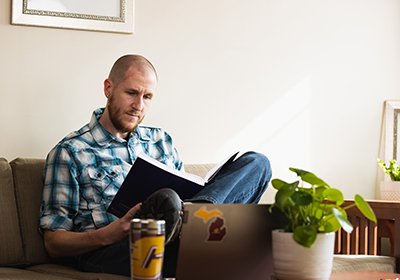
98, 110, 130, 140
124, 132, 132, 141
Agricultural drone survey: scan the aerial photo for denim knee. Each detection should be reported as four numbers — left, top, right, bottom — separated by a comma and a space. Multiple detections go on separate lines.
241, 152, 271, 172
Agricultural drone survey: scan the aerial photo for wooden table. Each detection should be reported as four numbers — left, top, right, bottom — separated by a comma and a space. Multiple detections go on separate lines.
331, 271, 400, 280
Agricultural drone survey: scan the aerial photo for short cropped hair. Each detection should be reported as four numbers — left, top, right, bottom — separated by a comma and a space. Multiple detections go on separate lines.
108, 54, 158, 84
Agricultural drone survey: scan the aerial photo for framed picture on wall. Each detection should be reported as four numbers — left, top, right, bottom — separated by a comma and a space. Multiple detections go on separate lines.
377, 100, 400, 200
11, 0, 134, 34
383, 100, 400, 162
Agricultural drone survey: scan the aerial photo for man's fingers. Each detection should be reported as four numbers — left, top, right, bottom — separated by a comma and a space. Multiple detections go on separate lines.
126, 203, 142, 219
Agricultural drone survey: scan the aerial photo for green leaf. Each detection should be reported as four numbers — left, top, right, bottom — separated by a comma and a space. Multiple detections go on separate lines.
319, 205, 341, 232
332, 208, 353, 233
271, 179, 288, 190
354, 195, 377, 223
315, 186, 328, 198
289, 168, 329, 187
314, 206, 324, 220
274, 185, 296, 209
322, 216, 341, 233
293, 225, 317, 248
323, 188, 344, 205
291, 191, 313, 206
289, 167, 310, 177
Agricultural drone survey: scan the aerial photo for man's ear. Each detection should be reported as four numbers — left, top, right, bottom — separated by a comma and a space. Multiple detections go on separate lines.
104, 79, 112, 98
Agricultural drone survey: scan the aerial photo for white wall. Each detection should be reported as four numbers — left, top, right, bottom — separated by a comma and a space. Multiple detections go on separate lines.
1, 0, 399, 203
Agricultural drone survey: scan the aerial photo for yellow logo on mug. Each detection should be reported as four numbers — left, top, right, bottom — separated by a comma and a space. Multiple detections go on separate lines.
132, 235, 165, 279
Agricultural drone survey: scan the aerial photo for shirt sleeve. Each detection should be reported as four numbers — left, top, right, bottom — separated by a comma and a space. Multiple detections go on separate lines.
39, 144, 80, 232
164, 130, 184, 171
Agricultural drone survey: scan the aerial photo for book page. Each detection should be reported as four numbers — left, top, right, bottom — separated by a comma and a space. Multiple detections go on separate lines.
204, 151, 240, 183
138, 154, 206, 186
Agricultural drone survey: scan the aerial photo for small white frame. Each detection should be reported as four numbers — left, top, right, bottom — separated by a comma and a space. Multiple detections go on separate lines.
378, 100, 400, 199
11, 0, 134, 34
383, 100, 400, 162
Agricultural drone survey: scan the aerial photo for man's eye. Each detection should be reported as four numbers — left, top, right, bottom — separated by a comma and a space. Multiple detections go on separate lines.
144, 94, 153, 100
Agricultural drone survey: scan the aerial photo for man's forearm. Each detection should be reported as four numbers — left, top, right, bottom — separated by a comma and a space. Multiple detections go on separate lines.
43, 229, 110, 258
43, 203, 141, 258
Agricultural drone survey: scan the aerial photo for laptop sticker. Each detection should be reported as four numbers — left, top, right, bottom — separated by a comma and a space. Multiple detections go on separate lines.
194, 206, 226, 242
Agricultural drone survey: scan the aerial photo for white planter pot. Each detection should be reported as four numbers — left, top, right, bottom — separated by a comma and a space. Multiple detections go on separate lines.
380, 181, 400, 200
272, 230, 335, 280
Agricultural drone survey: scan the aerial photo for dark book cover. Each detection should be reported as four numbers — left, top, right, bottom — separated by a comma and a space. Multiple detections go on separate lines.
107, 152, 239, 218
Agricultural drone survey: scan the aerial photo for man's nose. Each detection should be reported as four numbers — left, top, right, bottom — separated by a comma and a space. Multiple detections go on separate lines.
132, 95, 144, 110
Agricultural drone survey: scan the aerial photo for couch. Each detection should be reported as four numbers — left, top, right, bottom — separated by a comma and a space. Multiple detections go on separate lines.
0, 157, 397, 279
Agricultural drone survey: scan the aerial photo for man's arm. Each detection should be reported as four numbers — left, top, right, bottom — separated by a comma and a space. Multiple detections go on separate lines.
44, 204, 141, 258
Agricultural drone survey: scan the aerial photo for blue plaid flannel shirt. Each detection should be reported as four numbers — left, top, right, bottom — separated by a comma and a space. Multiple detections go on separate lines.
39, 108, 183, 232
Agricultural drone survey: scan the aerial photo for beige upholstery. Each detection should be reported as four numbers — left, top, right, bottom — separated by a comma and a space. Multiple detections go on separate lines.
0, 267, 73, 280
0, 158, 24, 266
27, 264, 130, 280
332, 255, 396, 273
10, 158, 50, 265
185, 164, 215, 178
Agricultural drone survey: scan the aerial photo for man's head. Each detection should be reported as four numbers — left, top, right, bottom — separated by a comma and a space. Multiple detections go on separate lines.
100, 54, 158, 139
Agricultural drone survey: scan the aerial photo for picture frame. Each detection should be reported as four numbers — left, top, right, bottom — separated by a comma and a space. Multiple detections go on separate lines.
11, 0, 134, 34
378, 100, 400, 199
383, 100, 400, 162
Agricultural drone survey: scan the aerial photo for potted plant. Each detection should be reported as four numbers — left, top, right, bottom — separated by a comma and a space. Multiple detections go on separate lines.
378, 159, 400, 200
270, 167, 377, 280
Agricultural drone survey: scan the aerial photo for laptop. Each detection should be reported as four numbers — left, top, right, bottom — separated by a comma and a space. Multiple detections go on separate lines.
174, 204, 287, 280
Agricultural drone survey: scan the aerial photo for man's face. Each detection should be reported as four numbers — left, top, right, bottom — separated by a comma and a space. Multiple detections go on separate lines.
105, 67, 157, 136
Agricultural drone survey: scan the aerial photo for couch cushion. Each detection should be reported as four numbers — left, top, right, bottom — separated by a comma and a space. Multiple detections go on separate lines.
185, 164, 214, 178
27, 264, 129, 280
10, 158, 50, 265
332, 255, 396, 273
0, 158, 25, 266
0, 267, 75, 280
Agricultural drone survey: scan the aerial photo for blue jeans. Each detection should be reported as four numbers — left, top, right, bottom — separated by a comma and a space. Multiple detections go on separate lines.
75, 151, 271, 277
189, 151, 271, 204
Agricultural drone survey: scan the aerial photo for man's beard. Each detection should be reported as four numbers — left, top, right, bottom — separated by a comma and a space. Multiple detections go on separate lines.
107, 98, 141, 134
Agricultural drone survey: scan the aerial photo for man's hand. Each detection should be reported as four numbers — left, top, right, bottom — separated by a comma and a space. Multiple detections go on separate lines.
98, 203, 142, 245
44, 203, 141, 258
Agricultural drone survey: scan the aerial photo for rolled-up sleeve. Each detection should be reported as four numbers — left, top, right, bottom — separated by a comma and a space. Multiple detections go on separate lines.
40, 145, 79, 232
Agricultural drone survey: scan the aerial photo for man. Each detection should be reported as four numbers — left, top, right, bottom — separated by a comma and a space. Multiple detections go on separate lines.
40, 54, 272, 277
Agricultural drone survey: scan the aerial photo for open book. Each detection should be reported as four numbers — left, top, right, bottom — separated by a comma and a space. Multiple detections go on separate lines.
107, 151, 240, 218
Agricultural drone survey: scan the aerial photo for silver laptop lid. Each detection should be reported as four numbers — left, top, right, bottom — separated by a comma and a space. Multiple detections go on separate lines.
176, 204, 285, 280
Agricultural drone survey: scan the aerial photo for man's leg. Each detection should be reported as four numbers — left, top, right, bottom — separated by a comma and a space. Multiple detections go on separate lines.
75, 237, 131, 276
188, 151, 271, 204
137, 188, 183, 243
